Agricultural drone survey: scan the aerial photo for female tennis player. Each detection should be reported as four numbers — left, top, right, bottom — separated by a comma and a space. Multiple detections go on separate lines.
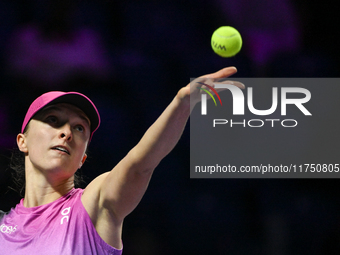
0, 67, 243, 254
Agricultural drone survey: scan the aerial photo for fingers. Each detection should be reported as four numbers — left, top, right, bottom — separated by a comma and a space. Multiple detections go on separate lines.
201, 66, 237, 79
193, 78, 245, 92
199, 80, 245, 96
219, 80, 245, 89
189, 66, 244, 95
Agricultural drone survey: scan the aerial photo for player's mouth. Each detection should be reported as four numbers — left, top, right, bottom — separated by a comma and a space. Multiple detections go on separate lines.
52, 146, 70, 155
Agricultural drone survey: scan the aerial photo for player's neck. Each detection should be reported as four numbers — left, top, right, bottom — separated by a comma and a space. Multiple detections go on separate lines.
23, 169, 74, 208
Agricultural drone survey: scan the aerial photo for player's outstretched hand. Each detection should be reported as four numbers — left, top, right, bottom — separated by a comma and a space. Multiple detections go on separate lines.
177, 67, 245, 111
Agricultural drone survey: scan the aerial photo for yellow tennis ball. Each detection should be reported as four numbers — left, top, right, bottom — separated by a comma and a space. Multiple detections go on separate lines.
211, 26, 242, 57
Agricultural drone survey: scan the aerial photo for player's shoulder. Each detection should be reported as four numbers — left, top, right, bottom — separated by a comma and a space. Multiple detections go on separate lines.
83, 172, 110, 201
81, 172, 110, 213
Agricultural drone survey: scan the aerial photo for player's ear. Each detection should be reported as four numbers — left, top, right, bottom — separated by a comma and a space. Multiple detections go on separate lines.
17, 133, 28, 154
79, 154, 87, 168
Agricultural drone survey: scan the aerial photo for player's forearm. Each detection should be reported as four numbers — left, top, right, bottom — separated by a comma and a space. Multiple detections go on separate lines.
130, 93, 190, 172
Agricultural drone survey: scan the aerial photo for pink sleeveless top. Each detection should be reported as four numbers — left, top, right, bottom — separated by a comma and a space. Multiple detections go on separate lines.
0, 188, 122, 255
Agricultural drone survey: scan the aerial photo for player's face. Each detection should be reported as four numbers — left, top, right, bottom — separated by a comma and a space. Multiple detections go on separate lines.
19, 103, 91, 178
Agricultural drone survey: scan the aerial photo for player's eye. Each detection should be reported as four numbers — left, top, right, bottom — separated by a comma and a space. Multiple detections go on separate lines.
75, 125, 85, 133
46, 115, 58, 124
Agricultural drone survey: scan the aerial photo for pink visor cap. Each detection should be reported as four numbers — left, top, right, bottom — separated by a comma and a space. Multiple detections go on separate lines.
21, 91, 100, 140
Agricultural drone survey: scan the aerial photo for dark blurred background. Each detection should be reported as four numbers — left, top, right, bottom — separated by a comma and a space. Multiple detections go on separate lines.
1, 0, 340, 254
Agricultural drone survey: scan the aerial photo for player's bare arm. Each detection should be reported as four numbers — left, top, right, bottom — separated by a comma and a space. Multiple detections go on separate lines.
81, 66, 245, 248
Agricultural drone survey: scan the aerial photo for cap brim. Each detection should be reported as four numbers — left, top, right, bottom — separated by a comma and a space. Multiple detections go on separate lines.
22, 91, 100, 140
46, 93, 100, 136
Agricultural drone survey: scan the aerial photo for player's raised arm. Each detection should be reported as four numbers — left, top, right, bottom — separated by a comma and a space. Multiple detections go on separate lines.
84, 67, 243, 218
